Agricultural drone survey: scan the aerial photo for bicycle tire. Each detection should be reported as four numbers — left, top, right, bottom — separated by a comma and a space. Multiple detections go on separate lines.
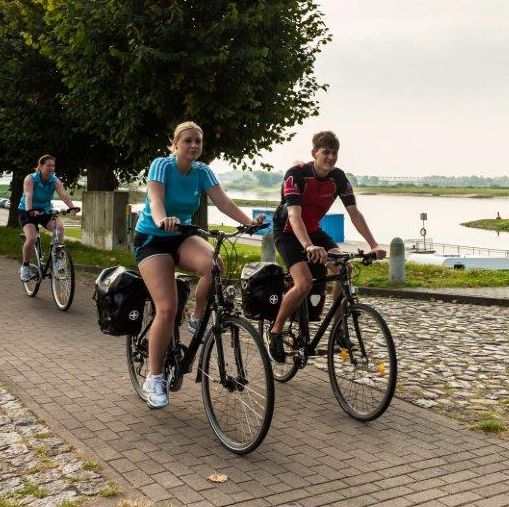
327, 302, 397, 421
126, 299, 154, 402
260, 320, 299, 383
23, 244, 42, 297
201, 316, 274, 454
50, 246, 75, 311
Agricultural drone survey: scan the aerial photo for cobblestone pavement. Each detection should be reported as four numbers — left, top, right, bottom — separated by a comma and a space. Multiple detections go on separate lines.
0, 386, 116, 506
2, 254, 509, 506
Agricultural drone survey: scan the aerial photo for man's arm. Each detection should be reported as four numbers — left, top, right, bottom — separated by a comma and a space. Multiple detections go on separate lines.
346, 205, 386, 259
288, 206, 327, 264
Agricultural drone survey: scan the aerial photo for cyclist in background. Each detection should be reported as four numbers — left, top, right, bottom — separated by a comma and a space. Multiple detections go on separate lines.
133, 121, 264, 409
269, 131, 386, 363
18, 154, 77, 282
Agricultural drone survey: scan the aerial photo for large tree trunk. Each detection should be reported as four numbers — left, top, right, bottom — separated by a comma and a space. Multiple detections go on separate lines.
86, 166, 118, 191
7, 171, 26, 228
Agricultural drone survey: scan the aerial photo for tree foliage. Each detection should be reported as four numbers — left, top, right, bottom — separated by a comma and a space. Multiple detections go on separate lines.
39, 0, 330, 177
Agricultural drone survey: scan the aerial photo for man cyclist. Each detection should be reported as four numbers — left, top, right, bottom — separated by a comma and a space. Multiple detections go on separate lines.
269, 131, 386, 363
18, 154, 77, 282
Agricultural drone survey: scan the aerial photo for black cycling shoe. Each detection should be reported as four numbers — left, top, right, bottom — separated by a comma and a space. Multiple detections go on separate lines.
268, 332, 286, 364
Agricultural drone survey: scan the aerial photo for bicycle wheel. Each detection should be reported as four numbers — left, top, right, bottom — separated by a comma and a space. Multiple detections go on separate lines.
126, 299, 154, 401
327, 302, 397, 421
23, 244, 42, 297
260, 320, 299, 383
201, 316, 274, 454
50, 246, 75, 311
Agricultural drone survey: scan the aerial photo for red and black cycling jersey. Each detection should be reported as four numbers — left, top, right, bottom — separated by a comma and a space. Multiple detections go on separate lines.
273, 162, 356, 233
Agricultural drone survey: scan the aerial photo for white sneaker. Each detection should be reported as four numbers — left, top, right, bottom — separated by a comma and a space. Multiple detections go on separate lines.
20, 265, 31, 282
142, 376, 169, 409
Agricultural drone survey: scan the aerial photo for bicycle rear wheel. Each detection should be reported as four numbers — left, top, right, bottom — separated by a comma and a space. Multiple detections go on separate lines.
50, 246, 75, 311
23, 244, 42, 297
327, 303, 397, 421
126, 299, 154, 401
201, 316, 274, 454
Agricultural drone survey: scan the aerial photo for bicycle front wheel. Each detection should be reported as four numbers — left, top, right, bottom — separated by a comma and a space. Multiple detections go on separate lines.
327, 303, 397, 421
50, 246, 75, 311
201, 316, 274, 454
23, 244, 42, 297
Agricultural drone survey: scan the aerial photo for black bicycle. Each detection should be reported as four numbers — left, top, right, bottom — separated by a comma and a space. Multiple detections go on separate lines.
126, 223, 275, 454
21, 207, 81, 311
259, 251, 397, 421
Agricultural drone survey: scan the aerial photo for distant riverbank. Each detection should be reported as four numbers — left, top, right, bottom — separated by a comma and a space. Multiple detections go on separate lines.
461, 219, 509, 232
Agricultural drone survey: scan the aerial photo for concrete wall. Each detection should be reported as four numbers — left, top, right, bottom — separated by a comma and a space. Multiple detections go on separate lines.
82, 191, 129, 251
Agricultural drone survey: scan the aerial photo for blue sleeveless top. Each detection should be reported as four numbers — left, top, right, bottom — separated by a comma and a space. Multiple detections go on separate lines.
18, 172, 58, 213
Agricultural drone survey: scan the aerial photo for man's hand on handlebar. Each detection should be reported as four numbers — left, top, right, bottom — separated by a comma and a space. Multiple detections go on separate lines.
306, 245, 328, 264
159, 216, 181, 232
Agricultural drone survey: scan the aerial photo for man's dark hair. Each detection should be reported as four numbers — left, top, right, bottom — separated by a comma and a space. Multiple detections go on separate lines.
312, 131, 339, 151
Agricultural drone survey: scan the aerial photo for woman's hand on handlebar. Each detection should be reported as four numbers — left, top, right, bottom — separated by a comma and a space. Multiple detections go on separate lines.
250, 213, 265, 226
306, 244, 327, 264
158, 216, 181, 232
371, 246, 386, 260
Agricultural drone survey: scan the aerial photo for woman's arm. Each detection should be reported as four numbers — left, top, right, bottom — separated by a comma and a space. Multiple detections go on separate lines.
23, 176, 34, 211
207, 185, 262, 225
147, 181, 169, 225
55, 180, 76, 209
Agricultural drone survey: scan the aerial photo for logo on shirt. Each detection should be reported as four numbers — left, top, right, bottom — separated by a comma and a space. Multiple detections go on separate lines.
283, 176, 299, 197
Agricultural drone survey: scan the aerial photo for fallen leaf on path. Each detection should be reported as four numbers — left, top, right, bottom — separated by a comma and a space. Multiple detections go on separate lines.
208, 472, 228, 483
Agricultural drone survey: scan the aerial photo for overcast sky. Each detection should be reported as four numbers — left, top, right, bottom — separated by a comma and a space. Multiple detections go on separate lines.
212, 0, 509, 177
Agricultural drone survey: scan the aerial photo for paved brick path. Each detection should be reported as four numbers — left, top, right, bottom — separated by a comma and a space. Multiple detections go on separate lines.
2, 255, 509, 506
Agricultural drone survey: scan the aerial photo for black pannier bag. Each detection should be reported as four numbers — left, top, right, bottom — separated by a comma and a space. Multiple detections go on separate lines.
94, 266, 148, 336
241, 262, 285, 320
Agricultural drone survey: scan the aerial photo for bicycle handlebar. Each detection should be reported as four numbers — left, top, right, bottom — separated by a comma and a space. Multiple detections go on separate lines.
159, 222, 270, 238
327, 250, 377, 266
28, 207, 81, 216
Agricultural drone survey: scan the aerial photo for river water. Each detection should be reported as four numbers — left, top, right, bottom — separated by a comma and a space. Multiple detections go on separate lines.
55, 192, 509, 252
211, 191, 509, 252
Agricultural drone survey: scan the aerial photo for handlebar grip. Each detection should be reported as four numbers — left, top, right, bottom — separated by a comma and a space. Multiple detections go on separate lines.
66, 206, 81, 213
362, 252, 377, 266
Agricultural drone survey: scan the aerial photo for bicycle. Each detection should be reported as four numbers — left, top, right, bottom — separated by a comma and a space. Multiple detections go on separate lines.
21, 207, 81, 311
259, 251, 397, 421
126, 223, 275, 454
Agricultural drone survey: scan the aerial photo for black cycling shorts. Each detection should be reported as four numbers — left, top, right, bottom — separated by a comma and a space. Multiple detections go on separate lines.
133, 231, 196, 265
18, 211, 52, 229
274, 228, 338, 280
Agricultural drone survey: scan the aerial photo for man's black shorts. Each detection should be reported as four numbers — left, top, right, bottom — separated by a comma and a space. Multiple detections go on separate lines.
18, 211, 52, 229
274, 228, 338, 278
133, 231, 196, 265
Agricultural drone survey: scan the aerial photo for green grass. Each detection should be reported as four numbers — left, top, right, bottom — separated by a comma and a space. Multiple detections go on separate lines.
12, 482, 48, 499
357, 185, 509, 197
461, 219, 509, 232
0, 498, 22, 507
82, 460, 102, 473
2, 225, 509, 288
472, 414, 506, 433
98, 484, 120, 497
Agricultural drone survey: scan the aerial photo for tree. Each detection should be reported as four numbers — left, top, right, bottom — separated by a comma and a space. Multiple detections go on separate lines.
0, 0, 125, 226
39, 0, 330, 204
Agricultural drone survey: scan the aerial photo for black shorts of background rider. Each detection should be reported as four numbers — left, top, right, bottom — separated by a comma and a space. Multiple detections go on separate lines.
274, 228, 337, 280
133, 231, 198, 265
18, 210, 52, 229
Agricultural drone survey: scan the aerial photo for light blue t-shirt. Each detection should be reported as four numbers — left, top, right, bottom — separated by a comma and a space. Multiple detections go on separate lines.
135, 155, 219, 236
18, 172, 58, 213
